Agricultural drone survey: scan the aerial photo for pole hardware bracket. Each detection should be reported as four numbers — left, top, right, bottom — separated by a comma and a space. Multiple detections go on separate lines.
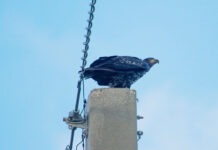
137, 115, 144, 120
63, 110, 87, 129
137, 130, 143, 141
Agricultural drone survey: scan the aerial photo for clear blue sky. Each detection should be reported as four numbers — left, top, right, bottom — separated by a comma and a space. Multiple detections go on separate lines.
1, 0, 218, 150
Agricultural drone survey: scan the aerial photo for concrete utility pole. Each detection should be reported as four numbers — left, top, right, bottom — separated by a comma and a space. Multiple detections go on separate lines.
86, 88, 137, 150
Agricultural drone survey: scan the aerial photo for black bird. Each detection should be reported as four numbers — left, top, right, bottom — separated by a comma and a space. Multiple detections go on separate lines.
82, 56, 159, 88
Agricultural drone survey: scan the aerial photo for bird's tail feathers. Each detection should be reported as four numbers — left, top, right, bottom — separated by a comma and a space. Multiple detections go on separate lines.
82, 68, 118, 79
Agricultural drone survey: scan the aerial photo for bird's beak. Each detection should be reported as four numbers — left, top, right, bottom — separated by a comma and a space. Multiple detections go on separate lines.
150, 58, 159, 64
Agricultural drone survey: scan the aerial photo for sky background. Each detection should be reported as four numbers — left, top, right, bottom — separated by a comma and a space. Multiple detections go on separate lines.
1, 0, 218, 150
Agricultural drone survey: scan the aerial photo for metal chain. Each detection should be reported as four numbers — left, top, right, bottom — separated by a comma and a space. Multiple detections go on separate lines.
80, 0, 97, 73
66, 1, 97, 150
75, 0, 97, 112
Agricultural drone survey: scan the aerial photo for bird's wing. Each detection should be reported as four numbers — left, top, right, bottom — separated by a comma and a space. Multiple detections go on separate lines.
90, 56, 118, 67
99, 56, 148, 71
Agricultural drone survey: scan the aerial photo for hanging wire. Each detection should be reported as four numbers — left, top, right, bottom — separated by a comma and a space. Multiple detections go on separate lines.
81, 129, 86, 150
66, 0, 97, 150
82, 131, 85, 150
80, 79, 87, 115
75, 129, 86, 150
76, 140, 83, 150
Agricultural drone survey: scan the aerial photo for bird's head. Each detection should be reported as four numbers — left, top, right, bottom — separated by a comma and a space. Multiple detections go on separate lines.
144, 57, 159, 67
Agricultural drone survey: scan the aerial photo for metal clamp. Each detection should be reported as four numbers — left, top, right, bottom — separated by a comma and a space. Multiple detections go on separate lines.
137, 115, 144, 120
137, 130, 143, 141
63, 111, 87, 129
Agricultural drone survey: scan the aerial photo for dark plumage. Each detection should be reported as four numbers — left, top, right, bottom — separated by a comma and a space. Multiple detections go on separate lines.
82, 56, 159, 88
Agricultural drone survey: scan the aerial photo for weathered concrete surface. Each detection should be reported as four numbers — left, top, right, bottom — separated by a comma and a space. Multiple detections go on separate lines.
86, 88, 137, 150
